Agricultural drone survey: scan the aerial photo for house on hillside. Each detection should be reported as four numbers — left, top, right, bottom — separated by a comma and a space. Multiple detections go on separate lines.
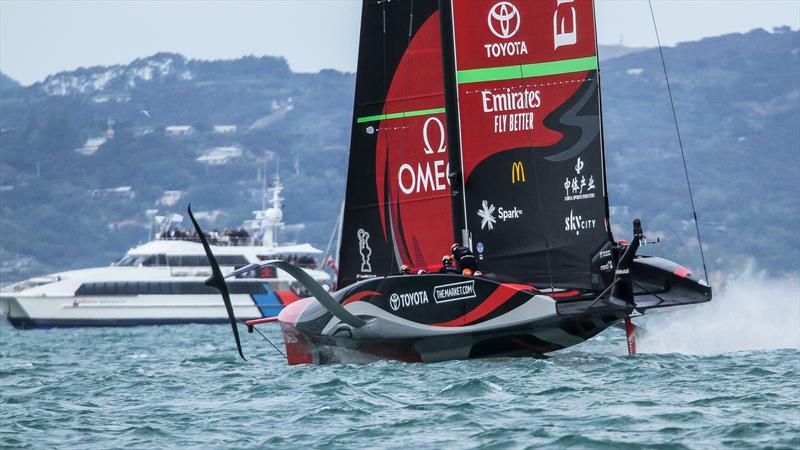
213, 125, 237, 134
158, 190, 184, 207
164, 125, 194, 137
75, 136, 107, 156
91, 186, 136, 199
196, 146, 243, 165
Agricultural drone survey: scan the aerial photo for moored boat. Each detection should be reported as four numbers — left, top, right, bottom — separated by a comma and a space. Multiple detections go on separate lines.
1, 177, 330, 328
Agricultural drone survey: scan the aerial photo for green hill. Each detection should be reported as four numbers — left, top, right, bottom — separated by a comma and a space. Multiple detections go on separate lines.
1, 29, 798, 283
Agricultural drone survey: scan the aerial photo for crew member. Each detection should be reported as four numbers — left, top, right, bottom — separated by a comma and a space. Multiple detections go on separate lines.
451, 243, 477, 274
400, 264, 411, 275
440, 255, 458, 274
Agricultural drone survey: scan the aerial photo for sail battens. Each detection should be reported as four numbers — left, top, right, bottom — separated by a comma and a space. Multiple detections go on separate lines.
456, 56, 599, 85
356, 107, 447, 123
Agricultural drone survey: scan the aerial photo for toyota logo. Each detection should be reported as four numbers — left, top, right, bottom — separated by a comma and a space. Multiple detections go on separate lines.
488, 2, 520, 39
390, 293, 400, 311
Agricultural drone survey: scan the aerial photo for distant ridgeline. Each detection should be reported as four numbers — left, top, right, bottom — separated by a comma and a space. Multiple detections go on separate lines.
0, 29, 797, 282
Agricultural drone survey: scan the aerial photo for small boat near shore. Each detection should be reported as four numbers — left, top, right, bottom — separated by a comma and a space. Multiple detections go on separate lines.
1, 177, 330, 329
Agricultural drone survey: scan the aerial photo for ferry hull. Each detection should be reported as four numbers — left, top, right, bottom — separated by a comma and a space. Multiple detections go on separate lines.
0, 294, 263, 329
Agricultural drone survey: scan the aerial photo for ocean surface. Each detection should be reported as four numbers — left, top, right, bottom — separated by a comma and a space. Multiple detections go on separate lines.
2, 273, 799, 449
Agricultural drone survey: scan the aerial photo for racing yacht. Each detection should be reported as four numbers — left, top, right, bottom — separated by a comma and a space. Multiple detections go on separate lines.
0, 177, 330, 328
199, 0, 713, 364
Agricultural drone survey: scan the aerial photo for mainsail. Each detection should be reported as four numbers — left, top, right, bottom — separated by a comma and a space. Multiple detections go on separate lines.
338, 1, 453, 288
445, 0, 613, 289
340, 0, 614, 291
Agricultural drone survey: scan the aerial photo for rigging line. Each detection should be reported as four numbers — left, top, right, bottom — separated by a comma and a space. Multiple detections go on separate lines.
648, 0, 709, 283
250, 323, 287, 358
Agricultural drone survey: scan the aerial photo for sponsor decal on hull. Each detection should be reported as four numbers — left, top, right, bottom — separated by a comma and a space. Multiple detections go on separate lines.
389, 291, 430, 311
433, 280, 477, 304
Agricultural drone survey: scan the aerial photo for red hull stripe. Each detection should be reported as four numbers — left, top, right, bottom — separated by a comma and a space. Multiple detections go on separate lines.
432, 284, 520, 327
551, 290, 581, 298
503, 283, 538, 292
342, 290, 382, 306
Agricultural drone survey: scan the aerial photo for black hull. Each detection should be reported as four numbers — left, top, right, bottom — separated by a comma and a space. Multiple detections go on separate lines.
280, 313, 625, 365
275, 255, 710, 365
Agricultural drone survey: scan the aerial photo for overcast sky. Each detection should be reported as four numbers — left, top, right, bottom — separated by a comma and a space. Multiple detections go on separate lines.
1, 0, 798, 85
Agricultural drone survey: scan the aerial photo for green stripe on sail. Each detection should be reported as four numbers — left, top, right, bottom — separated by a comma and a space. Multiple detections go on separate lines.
356, 107, 446, 123
457, 56, 598, 84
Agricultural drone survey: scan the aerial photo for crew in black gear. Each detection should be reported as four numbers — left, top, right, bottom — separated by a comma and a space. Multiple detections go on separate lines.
450, 243, 477, 274
440, 255, 459, 274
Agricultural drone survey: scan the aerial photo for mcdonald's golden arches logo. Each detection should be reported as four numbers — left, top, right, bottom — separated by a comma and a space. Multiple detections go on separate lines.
511, 161, 526, 183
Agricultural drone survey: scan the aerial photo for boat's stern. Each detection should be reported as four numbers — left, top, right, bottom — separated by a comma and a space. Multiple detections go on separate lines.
0, 294, 32, 328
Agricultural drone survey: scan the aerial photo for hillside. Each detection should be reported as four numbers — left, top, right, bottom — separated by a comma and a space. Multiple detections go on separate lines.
0, 29, 798, 282
0, 72, 21, 92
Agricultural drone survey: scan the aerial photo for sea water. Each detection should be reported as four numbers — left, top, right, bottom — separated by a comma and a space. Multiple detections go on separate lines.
2, 273, 798, 449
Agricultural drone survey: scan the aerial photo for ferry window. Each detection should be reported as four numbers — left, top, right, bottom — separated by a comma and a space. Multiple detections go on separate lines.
116, 255, 147, 266
168, 255, 211, 267
217, 256, 249, 266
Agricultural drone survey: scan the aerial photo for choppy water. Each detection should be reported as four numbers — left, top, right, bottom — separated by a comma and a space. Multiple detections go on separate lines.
2, 273, 799, 449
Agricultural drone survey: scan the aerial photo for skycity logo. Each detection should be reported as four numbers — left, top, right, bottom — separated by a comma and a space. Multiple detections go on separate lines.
488, 2, 520, 39
389, 291, 429, 311
564, 210, 596, 236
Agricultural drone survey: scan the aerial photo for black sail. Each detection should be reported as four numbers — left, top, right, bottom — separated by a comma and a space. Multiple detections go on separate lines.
445, 0, 614, 290
337, 1, 453, 289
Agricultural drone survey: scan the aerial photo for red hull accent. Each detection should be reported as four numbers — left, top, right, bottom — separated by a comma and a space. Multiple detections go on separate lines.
431, 284, 519, 327
624, 315, 637, 355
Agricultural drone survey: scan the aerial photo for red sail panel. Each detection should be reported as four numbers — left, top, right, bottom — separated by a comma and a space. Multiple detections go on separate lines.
449, 0, 613, 289
451, 0, 598, 178
373, 10, 453, 271
338, 1, 452, 288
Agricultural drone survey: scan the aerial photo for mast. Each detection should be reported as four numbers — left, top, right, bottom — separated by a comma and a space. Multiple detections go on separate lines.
591, 0, 613, 241
438, 0, 468, 246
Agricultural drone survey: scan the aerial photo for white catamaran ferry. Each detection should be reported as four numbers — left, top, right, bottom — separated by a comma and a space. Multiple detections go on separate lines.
0, 177, 332, 328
